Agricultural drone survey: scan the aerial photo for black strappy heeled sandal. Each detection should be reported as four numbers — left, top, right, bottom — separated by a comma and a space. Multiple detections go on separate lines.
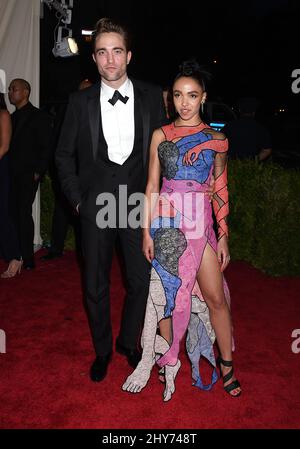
217, 356, 241, 397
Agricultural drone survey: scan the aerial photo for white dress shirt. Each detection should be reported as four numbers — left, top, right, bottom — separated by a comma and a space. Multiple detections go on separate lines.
100, 78, 135, 165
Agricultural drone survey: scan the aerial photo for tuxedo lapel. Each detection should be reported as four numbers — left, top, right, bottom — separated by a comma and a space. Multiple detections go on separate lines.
87, 84, 101, 161
132, 80, 150, 167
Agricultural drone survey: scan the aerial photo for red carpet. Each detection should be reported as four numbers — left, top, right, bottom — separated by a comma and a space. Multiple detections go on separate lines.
0, 250, 299, 429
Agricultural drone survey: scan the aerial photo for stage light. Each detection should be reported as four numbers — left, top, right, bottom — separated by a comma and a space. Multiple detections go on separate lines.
52, 26, 78, 57
43, 0, 78, 58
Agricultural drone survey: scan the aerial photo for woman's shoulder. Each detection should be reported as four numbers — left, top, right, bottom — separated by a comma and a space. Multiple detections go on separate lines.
204, 126, 227, 141
152, 127, 166, 143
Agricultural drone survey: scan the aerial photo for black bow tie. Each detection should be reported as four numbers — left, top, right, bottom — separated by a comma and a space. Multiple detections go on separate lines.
108, 90, 129, 106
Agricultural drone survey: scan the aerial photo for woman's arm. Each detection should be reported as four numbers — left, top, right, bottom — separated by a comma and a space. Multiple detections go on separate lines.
212, 138, 230, 271
212, 151, 229, 240
0, 110, 12, 160
142, 128, 164, 262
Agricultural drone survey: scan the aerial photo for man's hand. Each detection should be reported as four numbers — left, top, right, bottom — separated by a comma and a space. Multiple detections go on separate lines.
34, 173, 40, 182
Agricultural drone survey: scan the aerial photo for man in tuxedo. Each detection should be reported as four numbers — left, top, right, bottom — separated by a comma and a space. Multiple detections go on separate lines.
56, 18, 166, 382
8, 79, 52, 269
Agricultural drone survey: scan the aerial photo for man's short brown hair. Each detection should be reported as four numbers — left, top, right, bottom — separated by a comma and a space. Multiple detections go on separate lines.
92, 17, 132, 52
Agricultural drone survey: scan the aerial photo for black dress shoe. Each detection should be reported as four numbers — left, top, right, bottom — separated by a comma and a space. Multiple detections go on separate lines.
90, 354, 112, 382
115, 340, 141, 368
41, 251, 63, 261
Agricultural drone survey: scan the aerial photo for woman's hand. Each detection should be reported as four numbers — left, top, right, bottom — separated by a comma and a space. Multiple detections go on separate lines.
182, 149, 199, 165
143, 232, 154, 263
217, 236, 230, 272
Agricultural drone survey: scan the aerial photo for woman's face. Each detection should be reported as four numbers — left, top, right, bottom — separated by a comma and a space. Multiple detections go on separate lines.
173, 76, 206, 122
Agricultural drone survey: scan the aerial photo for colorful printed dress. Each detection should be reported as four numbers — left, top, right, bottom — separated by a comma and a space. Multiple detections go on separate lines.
148, 121, 230, 390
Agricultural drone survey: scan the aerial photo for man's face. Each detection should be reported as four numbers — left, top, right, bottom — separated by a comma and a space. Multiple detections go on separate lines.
8, 80, 27, 107
93, 32, 131, 87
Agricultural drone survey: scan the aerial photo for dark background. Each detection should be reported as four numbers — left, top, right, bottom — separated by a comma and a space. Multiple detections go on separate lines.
40, 0, 298, 107
40, 0, 299, 159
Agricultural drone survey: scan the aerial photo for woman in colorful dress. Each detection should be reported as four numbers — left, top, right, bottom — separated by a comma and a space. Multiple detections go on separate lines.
122, 60, 241, 400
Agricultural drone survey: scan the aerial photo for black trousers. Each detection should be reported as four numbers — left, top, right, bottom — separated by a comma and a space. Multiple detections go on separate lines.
0, 156, 20, 261
10, 172, 38, 264
80, 215, 150, 357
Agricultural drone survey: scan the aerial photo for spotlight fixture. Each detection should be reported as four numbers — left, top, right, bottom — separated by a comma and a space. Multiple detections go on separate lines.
43, 0, 78, 58
52, 26, 78, 57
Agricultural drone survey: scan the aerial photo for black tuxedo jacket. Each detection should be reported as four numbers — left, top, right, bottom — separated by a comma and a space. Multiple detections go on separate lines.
56, 79, 167, 209
9, 102, 53, 176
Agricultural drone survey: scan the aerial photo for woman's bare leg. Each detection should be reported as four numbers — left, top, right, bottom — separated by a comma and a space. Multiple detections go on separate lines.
196, 244, 241, 396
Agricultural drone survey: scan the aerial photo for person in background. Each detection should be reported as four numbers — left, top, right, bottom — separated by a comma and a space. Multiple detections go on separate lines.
223, 96, 272, 161
0, 92, 22, 278
8, 79, 52, 270
78, 79, 93, 91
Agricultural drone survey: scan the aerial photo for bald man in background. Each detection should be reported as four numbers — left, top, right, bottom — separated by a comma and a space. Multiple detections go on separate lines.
8, 78, 52, 269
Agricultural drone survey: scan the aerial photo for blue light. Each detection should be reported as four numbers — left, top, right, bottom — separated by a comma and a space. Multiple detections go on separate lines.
210, 122, 225, 131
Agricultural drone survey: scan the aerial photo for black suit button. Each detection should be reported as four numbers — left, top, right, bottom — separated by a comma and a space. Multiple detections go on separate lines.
112, 173, 116, 177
